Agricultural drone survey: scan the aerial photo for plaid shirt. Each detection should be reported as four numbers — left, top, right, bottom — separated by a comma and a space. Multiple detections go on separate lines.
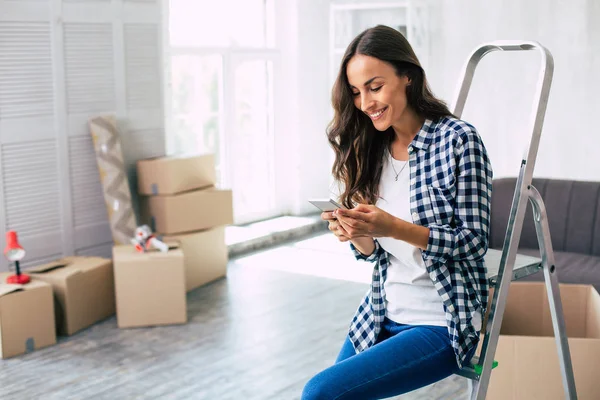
348, 117, 493, 369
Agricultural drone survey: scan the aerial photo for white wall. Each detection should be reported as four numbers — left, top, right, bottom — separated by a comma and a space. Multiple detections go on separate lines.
273, 0, 300, 215
426, 0, 600, 181
289, 0, 600, 218
283, 0, 334, 215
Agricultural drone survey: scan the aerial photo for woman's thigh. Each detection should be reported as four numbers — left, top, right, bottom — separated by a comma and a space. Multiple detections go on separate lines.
334, 335, 357, 364
302, 325, 458, 400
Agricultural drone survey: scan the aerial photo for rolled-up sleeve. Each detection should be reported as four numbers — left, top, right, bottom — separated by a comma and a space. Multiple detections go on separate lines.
350, 239, 383, 262
422, 129, 493, 264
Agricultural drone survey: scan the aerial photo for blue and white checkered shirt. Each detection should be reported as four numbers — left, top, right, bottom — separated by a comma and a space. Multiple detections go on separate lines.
348, 117, 493, 369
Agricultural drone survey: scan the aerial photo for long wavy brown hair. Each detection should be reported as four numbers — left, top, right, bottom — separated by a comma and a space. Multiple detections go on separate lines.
328, 25, 454, 208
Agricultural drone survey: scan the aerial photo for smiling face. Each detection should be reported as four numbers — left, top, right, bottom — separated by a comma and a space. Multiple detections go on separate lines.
346, 54, 411, 132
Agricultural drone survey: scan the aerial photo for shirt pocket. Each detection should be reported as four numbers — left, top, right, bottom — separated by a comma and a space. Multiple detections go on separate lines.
428, 185, 455, 226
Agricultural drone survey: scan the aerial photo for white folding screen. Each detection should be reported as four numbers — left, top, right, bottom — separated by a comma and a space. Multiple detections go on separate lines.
0, 0, 165, 271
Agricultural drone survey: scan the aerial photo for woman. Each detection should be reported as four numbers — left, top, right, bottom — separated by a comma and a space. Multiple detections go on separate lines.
302, 25, 493, 399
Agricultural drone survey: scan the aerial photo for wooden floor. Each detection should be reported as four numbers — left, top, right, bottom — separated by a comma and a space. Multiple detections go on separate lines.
0, 233, 469, 399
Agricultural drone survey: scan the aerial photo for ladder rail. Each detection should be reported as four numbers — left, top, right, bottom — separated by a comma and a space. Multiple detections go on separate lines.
472, 186, 578, 399
472, 164, 530, 398
476, 42, 554, 398
449, 40, 576, 399
529, 186, 577, 398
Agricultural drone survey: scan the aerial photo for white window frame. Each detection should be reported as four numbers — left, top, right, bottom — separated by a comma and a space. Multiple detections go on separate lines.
163, 2, 285, 225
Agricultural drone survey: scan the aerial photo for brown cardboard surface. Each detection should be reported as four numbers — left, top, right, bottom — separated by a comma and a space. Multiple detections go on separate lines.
142, 188, 233, 235
137, 154, 216, 195
499, 282, 544, 336
486, 282, 600, 400
29, 256, 115, 336
586, 288, 600, 339
541, 284, 589, 338
163, 226, 228, 292
112, 244, 186, 328
0, 276, 56, 359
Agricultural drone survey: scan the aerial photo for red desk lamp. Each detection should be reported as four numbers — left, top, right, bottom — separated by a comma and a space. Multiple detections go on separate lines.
4, 230, 30, 284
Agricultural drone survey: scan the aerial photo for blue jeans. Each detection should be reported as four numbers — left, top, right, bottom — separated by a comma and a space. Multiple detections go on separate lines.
302, 317, 472, 400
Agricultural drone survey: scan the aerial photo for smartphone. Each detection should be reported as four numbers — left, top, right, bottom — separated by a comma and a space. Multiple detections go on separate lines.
308, 198, 344, 212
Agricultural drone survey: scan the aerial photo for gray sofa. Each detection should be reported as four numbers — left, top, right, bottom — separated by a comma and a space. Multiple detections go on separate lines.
490, 178, 600, 292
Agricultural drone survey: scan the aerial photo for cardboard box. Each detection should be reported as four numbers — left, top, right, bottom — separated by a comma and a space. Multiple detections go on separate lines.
142, 188, 233, 235
29, 256, 115, 336
486, 282, 600, 399
163, 226, 228, 292
112, 244, 186, 328
137, 154, 216, 195
0, 277, 56, 359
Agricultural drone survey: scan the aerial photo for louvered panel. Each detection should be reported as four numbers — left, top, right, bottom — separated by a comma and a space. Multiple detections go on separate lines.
0, 22, 54, 120
20, 254, 63, 270
1, 140, 61, 237
76, 242, 112, 259
64, 23, 116, 114
125, 128, 165, 161
69, 135, 108, 228
124, 24, 161, 110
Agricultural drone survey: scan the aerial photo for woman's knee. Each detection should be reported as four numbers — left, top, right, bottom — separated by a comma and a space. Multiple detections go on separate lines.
301, 374, 334, 400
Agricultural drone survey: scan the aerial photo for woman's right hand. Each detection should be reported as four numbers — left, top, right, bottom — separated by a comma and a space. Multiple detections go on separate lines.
321, 211, 351, 242
322, 211, 376, 256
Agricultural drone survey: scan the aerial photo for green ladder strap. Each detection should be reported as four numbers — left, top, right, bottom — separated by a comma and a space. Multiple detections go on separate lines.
473, 360, 498, 375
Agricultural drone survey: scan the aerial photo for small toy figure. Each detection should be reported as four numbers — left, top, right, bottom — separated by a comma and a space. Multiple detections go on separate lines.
4, 230, 31, 284
131, 225, 168, 253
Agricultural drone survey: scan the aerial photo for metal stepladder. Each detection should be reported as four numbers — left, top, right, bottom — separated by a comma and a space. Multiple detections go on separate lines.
451, 41, 578, 399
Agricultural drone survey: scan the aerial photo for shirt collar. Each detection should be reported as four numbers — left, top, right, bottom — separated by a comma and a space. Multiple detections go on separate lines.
410, 118, 438, 151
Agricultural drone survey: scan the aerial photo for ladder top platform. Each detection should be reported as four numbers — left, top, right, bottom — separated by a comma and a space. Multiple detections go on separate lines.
485, 249, 542, 286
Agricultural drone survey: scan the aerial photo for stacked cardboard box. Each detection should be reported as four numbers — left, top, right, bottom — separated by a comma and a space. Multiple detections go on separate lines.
112, 243, 186, 328
137, 154, 232, 292
0, 276, 56, 359
29, 256, 116, 336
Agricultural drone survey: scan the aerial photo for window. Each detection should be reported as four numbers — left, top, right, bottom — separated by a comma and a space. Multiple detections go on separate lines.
166, 0, 279, 224
169, 0, 275, 48
170, 54, 223, 170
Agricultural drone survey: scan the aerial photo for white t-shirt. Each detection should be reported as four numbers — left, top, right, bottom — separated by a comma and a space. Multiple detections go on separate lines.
376, 152, 447, 327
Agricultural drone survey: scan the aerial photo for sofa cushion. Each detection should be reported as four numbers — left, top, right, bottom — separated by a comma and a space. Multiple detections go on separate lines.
511, 248, 600, 292
490, 178, 600, 256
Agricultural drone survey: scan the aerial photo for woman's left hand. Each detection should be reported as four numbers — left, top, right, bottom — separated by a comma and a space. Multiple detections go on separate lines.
334, 204, 398, 238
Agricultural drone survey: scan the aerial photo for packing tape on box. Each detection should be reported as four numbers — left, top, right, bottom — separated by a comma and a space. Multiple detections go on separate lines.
25, 337, 35, 353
